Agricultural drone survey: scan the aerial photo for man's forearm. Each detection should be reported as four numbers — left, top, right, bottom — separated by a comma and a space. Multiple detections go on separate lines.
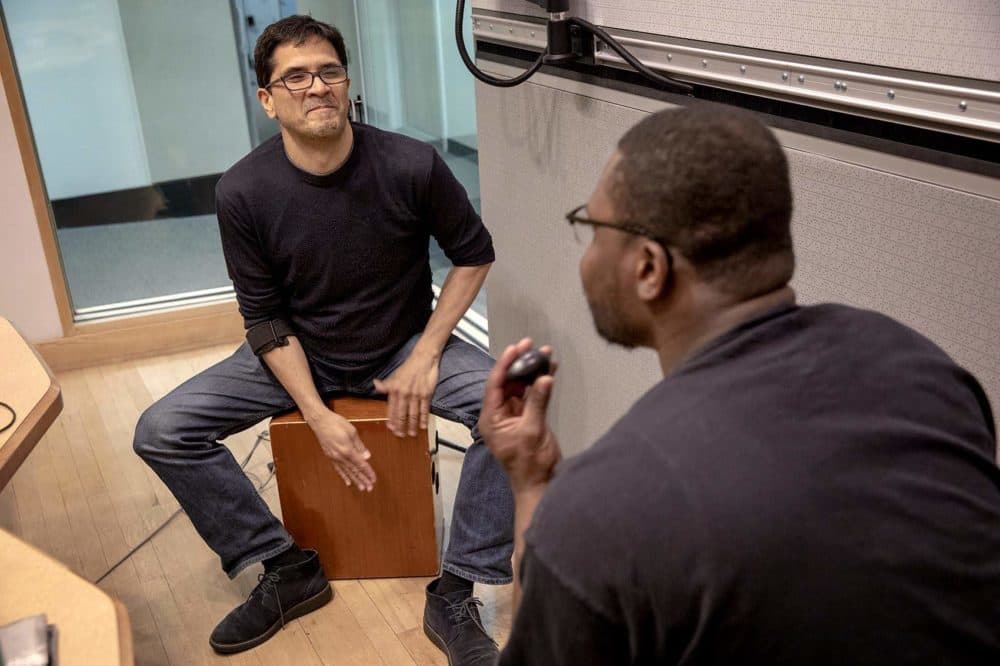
261, 334, 377, 490
511, 485, 547, 615
260, 336, 328, 424
413, 263, 491, 357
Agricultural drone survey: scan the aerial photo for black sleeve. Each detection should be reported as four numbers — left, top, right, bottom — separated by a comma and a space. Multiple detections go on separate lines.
498, 544, 631, 666
216, 184, 290, 338
422, 151, 495, 266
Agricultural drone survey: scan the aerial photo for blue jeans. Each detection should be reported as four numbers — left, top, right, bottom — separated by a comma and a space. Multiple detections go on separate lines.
133, 334, 513, 584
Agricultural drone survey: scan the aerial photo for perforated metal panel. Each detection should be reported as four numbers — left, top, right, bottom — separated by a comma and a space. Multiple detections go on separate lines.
473, 0, 1000, 81
477, 72, 1000, 457
790, 153, 999, 389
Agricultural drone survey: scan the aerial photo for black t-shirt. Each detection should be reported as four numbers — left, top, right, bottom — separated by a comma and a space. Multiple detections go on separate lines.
215, 123, 494, 367
500, 304, 1000, 665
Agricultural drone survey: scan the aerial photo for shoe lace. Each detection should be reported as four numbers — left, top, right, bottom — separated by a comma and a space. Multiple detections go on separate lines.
446, 597, 498, 648
255, 571, 286, 629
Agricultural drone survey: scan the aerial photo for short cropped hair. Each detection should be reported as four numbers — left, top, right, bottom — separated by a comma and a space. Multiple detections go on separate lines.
612, 106, 794, 297
254, 15, 348, 88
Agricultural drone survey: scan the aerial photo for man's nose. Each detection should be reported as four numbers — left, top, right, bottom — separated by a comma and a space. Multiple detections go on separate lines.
306, 75, 331, 95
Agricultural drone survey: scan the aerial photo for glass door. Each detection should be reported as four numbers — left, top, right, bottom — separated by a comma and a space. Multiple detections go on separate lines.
351, 0, 486, 335
2, 0, 483, 336
232, 0, 300, 148
2, 0, 265, 320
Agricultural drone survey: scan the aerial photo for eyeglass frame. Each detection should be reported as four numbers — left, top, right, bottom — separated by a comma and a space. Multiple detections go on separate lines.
264, 65, 349, 92
565, 203, 673, 264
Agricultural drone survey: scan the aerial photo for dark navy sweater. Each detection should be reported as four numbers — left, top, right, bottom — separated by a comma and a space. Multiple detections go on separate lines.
501, 304, 999, 665
216, 123, 493, 367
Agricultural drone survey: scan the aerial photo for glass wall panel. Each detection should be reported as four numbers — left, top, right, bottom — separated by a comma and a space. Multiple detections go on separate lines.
2, 0, 277, 317
350, 0, 485, 322
4, 0, 484, 332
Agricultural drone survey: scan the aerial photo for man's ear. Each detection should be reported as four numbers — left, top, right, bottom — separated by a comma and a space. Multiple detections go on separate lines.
257, 88, 276, 119
634, 240, 671, 302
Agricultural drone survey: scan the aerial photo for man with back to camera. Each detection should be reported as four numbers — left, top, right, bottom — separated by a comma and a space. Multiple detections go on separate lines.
132, 15, 508, 662
480, 106, 1000, 664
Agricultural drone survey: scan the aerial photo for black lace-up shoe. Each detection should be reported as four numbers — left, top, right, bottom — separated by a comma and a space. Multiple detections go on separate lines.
209, 549, 332, 654
423, 578, 499, 666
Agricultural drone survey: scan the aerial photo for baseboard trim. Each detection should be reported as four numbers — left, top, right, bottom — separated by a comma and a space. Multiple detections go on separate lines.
37, 301, 245, 372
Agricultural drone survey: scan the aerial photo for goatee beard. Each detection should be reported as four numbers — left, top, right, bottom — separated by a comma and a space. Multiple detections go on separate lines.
306, 119, 344, 139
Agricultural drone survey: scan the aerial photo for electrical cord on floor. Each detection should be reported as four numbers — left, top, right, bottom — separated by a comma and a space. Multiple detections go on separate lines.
0, 401, 16, 434
93, 431, 274, 585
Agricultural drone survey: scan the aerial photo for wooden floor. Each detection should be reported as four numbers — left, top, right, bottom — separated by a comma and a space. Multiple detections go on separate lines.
0, 343, 512, 665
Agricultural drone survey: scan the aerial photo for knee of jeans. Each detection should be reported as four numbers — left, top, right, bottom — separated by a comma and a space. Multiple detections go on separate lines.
133, 400, 187, 458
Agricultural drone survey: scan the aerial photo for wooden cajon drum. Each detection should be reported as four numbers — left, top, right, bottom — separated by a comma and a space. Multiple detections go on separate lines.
269, 397, 442, 579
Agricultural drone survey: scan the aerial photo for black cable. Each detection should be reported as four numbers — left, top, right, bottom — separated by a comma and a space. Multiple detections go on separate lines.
456, 0, 546, 87
456, 1, 691, 94
568, 17, 693, 96
436, 433, 469, 454
0, 401, 15, 434
93, 431, 274, 585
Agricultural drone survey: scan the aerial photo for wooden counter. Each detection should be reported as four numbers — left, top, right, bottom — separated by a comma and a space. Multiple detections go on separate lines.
0, 317, 62, 490
0, 528, 133, 664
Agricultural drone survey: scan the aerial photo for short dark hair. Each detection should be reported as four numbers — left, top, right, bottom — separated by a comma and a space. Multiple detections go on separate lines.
612, 105, 794, 297
254, 15, 348, 88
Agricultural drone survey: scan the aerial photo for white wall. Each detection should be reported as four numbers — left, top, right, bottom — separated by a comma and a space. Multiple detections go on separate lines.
117, 0, 252, 182
0, 72, 62, 343
3, 0, 151, 199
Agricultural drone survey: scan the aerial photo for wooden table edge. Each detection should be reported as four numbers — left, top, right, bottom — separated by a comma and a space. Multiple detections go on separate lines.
113, 598, 135, 665
0, 378, 62, 490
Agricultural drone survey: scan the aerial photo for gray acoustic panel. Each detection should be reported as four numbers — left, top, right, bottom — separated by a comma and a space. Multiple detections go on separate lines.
478, 81, 658, 457
789, 152, 999, 403
473, 0, 1000, 81
477, 77, 1000, 459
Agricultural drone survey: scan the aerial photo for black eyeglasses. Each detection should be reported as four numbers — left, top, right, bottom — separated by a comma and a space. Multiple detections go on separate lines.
565, 204, 666, 245
565, 204, 673, 274
566, 204, 674, 280
265, 65, 348, 91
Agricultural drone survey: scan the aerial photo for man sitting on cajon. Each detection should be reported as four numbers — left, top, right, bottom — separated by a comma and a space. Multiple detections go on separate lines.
132, 15, 508, 663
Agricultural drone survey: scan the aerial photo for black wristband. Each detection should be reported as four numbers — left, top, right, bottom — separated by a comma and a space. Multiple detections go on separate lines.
246, 319, 294, 355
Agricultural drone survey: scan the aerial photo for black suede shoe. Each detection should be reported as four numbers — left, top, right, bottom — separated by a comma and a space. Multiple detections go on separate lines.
209, 549, 332, 655
424, 578, 499, 666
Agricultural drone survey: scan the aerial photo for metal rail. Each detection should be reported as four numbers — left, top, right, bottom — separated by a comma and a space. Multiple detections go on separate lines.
471, 12, 1000, 143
